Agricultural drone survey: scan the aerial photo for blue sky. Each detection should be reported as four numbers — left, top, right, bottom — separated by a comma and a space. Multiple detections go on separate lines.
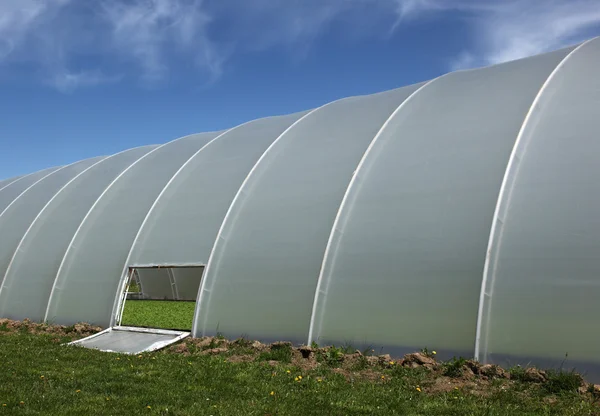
1, 0, 600, 179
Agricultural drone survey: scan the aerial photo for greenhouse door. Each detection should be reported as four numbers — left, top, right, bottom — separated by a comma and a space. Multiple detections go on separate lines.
67, 326, 189, 354
70, 265, 204, 354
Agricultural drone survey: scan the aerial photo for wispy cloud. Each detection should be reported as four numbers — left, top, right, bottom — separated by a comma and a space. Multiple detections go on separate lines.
48, 70, 122, 93
0, 0, 598, 90
392, 0, 600, 69
99, 0, 223, 83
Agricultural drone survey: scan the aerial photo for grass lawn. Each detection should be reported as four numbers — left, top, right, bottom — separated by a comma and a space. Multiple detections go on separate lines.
1, 320, 600, 415
121, 300, 195, 330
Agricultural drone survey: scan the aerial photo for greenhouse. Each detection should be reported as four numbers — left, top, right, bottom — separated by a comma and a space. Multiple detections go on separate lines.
0, 37, 598, 379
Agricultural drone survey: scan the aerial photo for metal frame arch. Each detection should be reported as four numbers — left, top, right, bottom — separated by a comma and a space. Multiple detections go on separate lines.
306, 75, 446, 346
193, 100, 343, 338
473, 38, 594, 363
0, 175, 29, 193
0, 146, 153, 302
0, 164, 76, 222
0, 156, 110, 298
42, 139, 184, 322
110, 123, 248, 327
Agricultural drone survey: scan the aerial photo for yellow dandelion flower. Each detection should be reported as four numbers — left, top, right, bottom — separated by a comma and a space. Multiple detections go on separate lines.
286, 370, 291, 374
381, 375, 385, 380
147, 405, 151, 409
432, 351, 437, 355
106, 397, 110, 401
270, 391, 275, 396
116, 357, 120, 360
454, 386, 459, 390
40, 375, 44, 379
2, 404, 6, 407
19, 401, 24, 405
298, 375, 302, 380
317, 378, 323, 382
416, 387, 422, 392
389, 361, 395, 365
294, 377, 299, 381
138, 355, 143, 358
76, 390, 81, 393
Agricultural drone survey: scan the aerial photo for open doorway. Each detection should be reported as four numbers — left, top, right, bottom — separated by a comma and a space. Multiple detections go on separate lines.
69, 265, 204, 355
119, 265, 205, 331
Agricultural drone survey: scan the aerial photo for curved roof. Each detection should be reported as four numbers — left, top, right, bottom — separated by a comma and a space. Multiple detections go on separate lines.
1, 37, 599, 379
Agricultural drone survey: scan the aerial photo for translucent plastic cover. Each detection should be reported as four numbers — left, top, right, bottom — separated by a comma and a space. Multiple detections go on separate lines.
0, 176, 21, 191
479, 38, 600, 373
195, 85, 422, 341
137, 268, 175, 300
0, 146, 156, 321
0, 167, 61, 214
310, 47, 573, 357
0, 157, 104, 293
46, 133, 219, 327
172, 267, 204, 301
129, 113, 306, 267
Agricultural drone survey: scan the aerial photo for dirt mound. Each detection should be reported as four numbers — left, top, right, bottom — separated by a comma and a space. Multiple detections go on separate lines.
0, 318, 102, 338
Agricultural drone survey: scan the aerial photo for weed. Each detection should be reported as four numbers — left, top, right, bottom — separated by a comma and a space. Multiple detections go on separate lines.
350, 355, 369, 371
258, 343, 292, 363
420, 347, 436, 358
543, 369, 583, 394
509, 365, 528, 382
443, 357, 468, 378
317, 345, 346, 367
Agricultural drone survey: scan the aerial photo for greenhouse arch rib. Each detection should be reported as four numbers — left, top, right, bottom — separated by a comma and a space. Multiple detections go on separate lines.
0, 174, 31, 193
306, 74, 448, 346
43, 140, 181, 323
473, 37, 596, 363
192, 101, 334, 338
0, 165, 71, 221
0, 156, 110, 299
109, 122, 252, 327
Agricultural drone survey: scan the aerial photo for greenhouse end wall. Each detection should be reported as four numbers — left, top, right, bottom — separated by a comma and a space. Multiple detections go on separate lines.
0, 37, 599, 381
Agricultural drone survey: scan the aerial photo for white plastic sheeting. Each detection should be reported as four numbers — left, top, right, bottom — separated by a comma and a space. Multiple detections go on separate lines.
0, 167, 61, 213
0, 157, 105, 291
0, 146, 157, 322
0, 38, 599, 380
0, 176, 22, 191
46, 133, 220, 327
308, 46, 574, 359
125, 112, 306, 303
477, 38, 600, 370
195, 85, 423, 342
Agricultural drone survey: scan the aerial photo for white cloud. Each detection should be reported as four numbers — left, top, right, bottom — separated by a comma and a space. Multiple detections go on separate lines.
390, 0, 600, 69
48, 70, 122, 93
99, 0, 220, 82
0, 0, 69, 59
0, 0, 598, 90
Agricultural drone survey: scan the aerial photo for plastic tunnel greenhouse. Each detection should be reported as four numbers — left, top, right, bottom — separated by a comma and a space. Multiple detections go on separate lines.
1, 37, 599, 379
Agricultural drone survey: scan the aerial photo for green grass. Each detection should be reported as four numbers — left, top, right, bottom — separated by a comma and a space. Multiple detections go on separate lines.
127, 281, 141, 292
121, 300, 195, 331
1, 329, 599, 415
